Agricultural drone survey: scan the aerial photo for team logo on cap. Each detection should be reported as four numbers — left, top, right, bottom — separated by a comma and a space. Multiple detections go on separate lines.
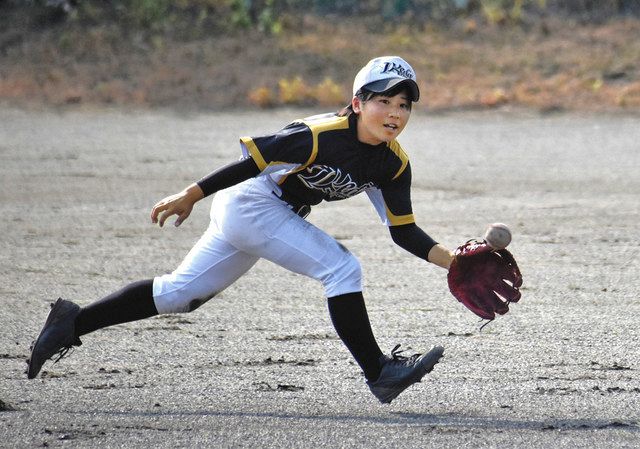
381, 62, 414, 80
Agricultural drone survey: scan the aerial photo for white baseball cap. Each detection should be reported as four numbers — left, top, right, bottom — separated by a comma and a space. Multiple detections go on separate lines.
352, 56, 420, 102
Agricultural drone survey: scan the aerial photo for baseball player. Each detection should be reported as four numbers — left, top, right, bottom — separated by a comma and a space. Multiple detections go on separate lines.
27, 56, 456, 404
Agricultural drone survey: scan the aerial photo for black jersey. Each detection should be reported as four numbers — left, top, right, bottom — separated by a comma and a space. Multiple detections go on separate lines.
240, 113, 415, 227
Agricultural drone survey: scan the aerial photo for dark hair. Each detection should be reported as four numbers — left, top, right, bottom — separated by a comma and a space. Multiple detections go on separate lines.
337, 84, 414, 117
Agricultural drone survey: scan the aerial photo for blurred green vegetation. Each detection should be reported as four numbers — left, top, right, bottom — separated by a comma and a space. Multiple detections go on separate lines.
8, 0, 640, 37
2, 0, 639, 111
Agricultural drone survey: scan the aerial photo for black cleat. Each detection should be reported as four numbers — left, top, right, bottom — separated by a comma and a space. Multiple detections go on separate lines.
367, 344, 444, 404
27, 298, 82, 379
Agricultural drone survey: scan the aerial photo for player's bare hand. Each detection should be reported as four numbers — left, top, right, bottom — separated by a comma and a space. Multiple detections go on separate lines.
151, 183, 204, 228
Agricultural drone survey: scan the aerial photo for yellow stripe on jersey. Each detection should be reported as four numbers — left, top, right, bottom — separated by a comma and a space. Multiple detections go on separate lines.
387, 140, 409, 180
240, 136, 298, 175
294, 115, 351, 172
385, 204, 415, 226
240, 137, 268, 170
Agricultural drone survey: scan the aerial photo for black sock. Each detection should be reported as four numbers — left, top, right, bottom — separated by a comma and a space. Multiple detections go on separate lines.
75, 279, 158, 337
327, 292, 384, 381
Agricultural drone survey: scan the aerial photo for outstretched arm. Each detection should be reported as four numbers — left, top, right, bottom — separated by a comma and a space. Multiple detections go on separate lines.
389, 223, 454, 269
151, 157, 260, 227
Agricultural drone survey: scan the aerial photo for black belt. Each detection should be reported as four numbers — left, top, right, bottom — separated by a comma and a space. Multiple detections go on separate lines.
272, 190, 311, 218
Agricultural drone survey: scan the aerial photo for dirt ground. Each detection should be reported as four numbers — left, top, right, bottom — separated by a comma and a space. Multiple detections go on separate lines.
0, 105, 639, 448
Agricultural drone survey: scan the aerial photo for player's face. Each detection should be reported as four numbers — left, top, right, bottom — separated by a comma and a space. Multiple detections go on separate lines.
352, 91, 412, 145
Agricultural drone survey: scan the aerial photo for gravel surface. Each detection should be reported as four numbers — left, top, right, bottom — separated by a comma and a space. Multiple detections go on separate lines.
1, 107, 639, 448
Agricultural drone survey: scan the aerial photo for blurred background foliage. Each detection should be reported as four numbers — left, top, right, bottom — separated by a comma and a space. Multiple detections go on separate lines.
10, 0, 640, 36
1, 0, 640, 110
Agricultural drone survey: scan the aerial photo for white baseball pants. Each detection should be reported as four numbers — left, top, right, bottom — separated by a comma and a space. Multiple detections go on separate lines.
152, 176, 362, 314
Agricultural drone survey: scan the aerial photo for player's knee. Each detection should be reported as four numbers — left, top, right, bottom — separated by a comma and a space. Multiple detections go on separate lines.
324, 251, 362, 297
153, 276, 217, 314
154, 292, 216, 315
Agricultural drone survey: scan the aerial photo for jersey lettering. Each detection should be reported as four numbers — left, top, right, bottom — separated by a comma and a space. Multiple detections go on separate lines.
297, 165, 374, 200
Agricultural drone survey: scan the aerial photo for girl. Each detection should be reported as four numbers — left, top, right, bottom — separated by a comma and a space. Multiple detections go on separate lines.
27, 56, 454, 404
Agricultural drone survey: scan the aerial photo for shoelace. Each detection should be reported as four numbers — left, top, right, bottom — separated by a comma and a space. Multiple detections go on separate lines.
52, 344, 76, 364
389, 344, 421, 366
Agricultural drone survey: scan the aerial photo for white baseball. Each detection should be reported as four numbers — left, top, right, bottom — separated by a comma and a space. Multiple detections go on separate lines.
484, 222, 512, 250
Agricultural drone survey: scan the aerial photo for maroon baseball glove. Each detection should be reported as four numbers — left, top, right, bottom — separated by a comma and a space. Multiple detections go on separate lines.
447, 240, 523, 320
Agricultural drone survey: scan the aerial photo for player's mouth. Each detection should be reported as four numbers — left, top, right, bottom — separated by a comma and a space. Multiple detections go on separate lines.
384, 123, 398, 130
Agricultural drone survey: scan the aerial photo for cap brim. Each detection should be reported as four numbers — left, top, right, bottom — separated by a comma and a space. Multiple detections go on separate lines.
362, 78, 420, 102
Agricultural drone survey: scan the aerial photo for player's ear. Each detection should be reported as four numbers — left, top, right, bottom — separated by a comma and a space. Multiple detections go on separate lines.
351, 96, 363, 114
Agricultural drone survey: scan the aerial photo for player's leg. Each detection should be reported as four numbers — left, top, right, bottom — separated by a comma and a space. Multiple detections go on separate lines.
264, 222, 386, 381
26, 281, 156, 379
76, 221, 260, 333
75, 279, 156, 336
27, 218, 258, 379
151, 219, 259, 315
215, 179, 445, 402
235, 211, 444, 403
214, 186, 385, 382
326, 291, 384, 382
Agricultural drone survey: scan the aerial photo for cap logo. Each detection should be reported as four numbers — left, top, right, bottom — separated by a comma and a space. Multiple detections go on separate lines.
381, 62, 414, 80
